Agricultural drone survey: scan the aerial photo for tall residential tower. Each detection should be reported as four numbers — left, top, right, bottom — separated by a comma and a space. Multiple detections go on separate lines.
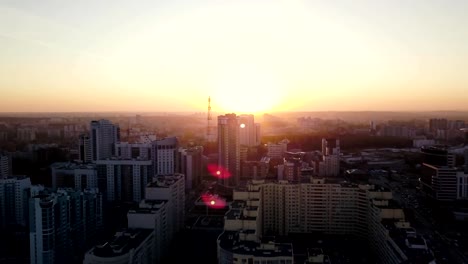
218, 114, 240, 187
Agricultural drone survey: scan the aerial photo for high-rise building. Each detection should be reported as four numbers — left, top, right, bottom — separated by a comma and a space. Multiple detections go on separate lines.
456, 171, 468, 200
218, 114, 240, 187
238, 114, 261, 147
78, 134, 92, 163
420, 164, 457, 201
218, 179, 433, 264
0, 176, 31, 228
316, 138, 340, 176
145, 174, 185, 236
0, 152, 12, 178
152, 137, 178, 176
51, 162, 97, 190
322, 138, 340, 156
29, 188, 103, 264
177, 146, 203, 190
266, 139, 289, 159
90, 120, 120, 161
127, 200, 170, 262
96, 159, 153, 203
115, 142, 152, 160
421, 146, 455, 167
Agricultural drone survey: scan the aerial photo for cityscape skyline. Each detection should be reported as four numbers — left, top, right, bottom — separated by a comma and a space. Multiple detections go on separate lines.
1, 0, 468, 113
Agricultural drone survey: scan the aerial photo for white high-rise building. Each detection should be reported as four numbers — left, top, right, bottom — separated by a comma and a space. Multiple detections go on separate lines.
115, 142, 152, 160
96, 159, 153, 202
0, 176, 31, 228
127, 200, 170, 262
0, 152, 11, 178
29, 188, 103, 264
238, 114, 261, 147
145, 174, 185, 237
90, 120, 120, 161
218, 114, 240, 186
78, 134, 92, 163
152, 137, 178, 176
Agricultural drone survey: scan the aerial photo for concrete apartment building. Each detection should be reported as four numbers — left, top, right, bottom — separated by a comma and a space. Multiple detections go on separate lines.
217, 179, 433, 264
96, 158, 153, 203
51, 162, 97, 190
30, 188, 103, 264
90, 120, 120, 161
218, 114, 241, 187
0, 176, 31, 228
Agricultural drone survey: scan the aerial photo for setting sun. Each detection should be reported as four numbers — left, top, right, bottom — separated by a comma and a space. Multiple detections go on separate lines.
210, 65, 283, 113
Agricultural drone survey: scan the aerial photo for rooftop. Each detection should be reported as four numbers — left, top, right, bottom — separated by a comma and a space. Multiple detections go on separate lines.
147, 174, 184, 188
87, 229, 152, 258
218, 231, 293, 258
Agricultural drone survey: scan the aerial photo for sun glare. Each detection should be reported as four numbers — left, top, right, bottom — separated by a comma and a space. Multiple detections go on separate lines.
211, 66, 283, 114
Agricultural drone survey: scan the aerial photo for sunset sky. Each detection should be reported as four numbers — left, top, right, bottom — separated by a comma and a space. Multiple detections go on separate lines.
1, 0, 467, 113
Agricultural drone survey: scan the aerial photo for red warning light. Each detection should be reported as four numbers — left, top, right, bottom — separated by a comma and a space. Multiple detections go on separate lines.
201, 193, 226, 209
207, 164, 231, 179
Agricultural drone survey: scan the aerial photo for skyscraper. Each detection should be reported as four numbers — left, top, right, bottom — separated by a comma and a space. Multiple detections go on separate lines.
0, 176, 31, 228
177, 146, 203, 190
238, 114, 261, 147
78, 134, 92, 163
152, 137, 178, 176
90, 120, 120, 161
29, 188, 103, 264
218, 114, 240, 187
317, 138, 340, 176
96, 159, 153, 203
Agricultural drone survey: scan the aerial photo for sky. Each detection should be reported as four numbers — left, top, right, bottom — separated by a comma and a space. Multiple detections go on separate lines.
0, 0, 467, 113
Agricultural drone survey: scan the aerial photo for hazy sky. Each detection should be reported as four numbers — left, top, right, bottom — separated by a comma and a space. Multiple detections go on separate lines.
1, 0, 467, 113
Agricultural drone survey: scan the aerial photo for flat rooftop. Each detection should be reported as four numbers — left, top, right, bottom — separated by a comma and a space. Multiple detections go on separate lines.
87, 229, 152, 258
218, 231, 293, 258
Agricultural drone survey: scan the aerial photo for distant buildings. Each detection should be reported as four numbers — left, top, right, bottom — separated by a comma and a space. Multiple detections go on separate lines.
238, 114, 261, 147
90, 120, 120, 161
315, 138, 340, 177
29, 188, 103, 264
17, 127, 37, 142
266, 139, 289, 159
241, 157, 270, 180
218, 114, 240, 187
